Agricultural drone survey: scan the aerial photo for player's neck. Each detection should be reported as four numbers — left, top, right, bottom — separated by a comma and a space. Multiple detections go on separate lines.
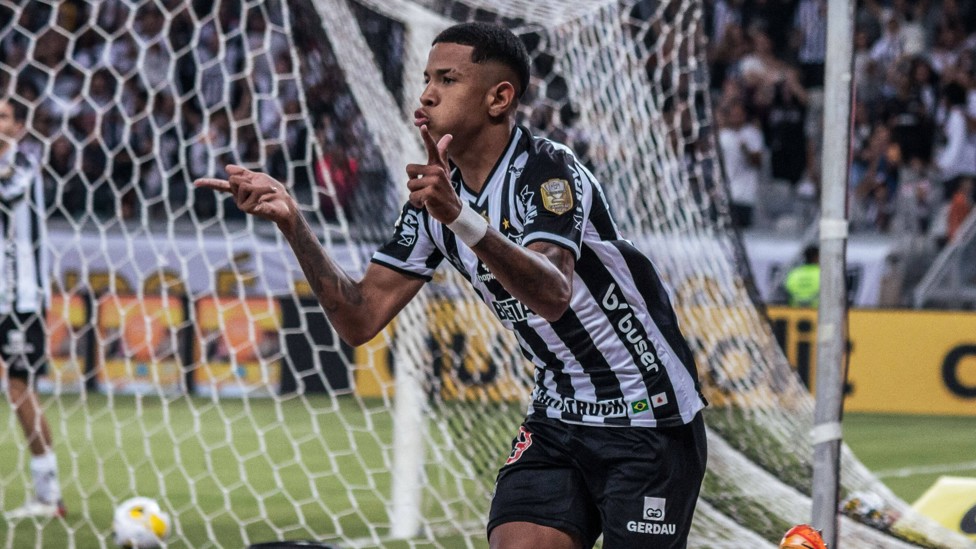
450, 120, 514, 194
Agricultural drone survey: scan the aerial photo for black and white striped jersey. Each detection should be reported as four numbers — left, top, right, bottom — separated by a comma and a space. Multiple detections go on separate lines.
372, 126, 705, 427
0, 146, 48, 315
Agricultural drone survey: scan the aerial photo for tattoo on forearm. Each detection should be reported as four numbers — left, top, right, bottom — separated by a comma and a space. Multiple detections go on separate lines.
287, 217, 363, 312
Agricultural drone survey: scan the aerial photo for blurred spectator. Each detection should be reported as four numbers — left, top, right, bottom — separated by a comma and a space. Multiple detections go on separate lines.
883, 57, 936, 165
741, 0, 796, 52
718, 101, 765, 228
853, 28, 884, 106
935, 82, 976, 182
792, 0, 827, 87
892, 157, 937, 235
870, 12, 906, 72
762, 67, 809, 187
739, 27, 784, 95
784, 244, 820, 307
850, 125, 900, 232
928, 22, 965, 77
708, 20, 750, 89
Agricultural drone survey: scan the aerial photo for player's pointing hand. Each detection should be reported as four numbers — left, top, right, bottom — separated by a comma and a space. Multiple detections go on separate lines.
406, 125, 459, 224
194, 165, 297, 227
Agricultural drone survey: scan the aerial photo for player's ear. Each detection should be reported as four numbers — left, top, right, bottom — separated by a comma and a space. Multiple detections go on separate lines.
486, 80, 517, 118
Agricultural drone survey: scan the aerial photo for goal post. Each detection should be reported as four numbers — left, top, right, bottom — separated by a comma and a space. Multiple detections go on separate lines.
0, 0, 971, 548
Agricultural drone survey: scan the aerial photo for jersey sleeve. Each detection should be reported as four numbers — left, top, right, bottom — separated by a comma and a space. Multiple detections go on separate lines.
370, 202, 444, 281
519, 149, 586, 258
0, 153, 34, 206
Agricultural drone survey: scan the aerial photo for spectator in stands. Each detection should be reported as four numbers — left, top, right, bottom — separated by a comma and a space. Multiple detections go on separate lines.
762, 67, 809, 189
718, 100, 765, 228
708, 20, 750, 89
893, 156, 937, 235
928, 22, 965, 78
869, 12, 906, 73
0, 94, 65, 519
935, 82, 976, 183
738, 27, 784, 98
784, 244, 820, 307
883, 58, 936, 168
850, 124, 900, 232
908, 55, 940, 118
792, 0, 827, 87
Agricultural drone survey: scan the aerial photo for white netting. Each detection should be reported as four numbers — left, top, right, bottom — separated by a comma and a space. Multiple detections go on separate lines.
0, 0, 971, 547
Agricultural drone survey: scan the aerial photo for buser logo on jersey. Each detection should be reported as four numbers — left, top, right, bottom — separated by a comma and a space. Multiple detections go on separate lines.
601, 284, 661, 374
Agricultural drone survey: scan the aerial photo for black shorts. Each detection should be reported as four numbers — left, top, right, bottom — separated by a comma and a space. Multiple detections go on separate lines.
488, 412, 706, 548
0, 311, 48, 380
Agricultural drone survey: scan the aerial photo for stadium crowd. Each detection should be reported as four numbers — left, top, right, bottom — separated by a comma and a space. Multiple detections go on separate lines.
2, 0, 974, 249
709, 0, 976, 247
0, 0, 387, 226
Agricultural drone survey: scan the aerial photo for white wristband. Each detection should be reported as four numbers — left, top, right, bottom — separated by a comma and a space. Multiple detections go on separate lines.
447, 202, 489, 247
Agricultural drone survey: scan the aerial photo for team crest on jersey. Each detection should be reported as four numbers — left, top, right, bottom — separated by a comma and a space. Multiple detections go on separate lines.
540, 178, 573, 215
505, 426, 533, 464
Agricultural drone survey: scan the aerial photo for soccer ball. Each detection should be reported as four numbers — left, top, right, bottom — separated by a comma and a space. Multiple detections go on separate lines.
112, 497, 170, 548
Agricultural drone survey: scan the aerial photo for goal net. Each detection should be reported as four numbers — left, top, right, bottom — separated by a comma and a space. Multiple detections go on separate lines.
0, 0, 970, 548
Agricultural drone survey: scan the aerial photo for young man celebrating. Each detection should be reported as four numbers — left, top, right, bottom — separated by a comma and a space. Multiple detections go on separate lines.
0, 95, 65, 519
198, 22, 706, 548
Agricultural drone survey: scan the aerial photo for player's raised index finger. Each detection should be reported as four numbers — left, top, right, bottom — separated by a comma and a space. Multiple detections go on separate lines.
193, 178, 232, 193
436, 134, 453, 168
420, 125, 443, 168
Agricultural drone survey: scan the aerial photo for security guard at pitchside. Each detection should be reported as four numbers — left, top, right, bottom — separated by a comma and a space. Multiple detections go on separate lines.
785, 244, 820, 307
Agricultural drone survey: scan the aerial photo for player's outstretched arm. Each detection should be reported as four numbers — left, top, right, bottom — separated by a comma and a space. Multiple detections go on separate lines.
194, 166, 425, 346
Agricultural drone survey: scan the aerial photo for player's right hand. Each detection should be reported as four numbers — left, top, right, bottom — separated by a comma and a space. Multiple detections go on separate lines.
194, 165, 297, 227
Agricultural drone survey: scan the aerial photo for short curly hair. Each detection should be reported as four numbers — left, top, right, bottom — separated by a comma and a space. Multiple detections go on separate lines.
432, 22, 530, 99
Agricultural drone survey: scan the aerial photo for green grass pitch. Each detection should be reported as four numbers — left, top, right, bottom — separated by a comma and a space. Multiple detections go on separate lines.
0, 395, 971, 548
0, 394, 486, 548
842, 412, 976, 503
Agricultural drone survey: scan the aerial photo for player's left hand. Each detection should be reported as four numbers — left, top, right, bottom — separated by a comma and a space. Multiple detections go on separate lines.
194, 165, 298, 229
406, 125, 459, 224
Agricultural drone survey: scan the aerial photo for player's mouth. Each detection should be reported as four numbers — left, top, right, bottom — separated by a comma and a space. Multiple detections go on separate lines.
413, 109, 429, 127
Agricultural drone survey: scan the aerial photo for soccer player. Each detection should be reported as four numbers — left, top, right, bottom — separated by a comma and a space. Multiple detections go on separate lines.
197, 22, 707, 548
0, 95, 65, 519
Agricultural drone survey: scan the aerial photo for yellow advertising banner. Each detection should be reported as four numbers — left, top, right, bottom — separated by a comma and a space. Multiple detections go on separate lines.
40, 294, 88, 394
97, 296, 183, 394
194, 297, 282, 397
768, 307, 976, 416
353, 299, 528, 401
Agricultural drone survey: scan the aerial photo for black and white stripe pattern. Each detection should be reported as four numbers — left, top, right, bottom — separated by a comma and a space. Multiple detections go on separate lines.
373, 126, 705, 427
0, 146, 48, 315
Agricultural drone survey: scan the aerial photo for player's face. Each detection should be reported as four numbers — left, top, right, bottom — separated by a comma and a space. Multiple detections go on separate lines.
0, 102, 23, 147
417, 43, 493, 140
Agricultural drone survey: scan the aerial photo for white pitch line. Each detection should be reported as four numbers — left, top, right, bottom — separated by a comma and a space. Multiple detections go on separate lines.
875, 460, 976, 479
